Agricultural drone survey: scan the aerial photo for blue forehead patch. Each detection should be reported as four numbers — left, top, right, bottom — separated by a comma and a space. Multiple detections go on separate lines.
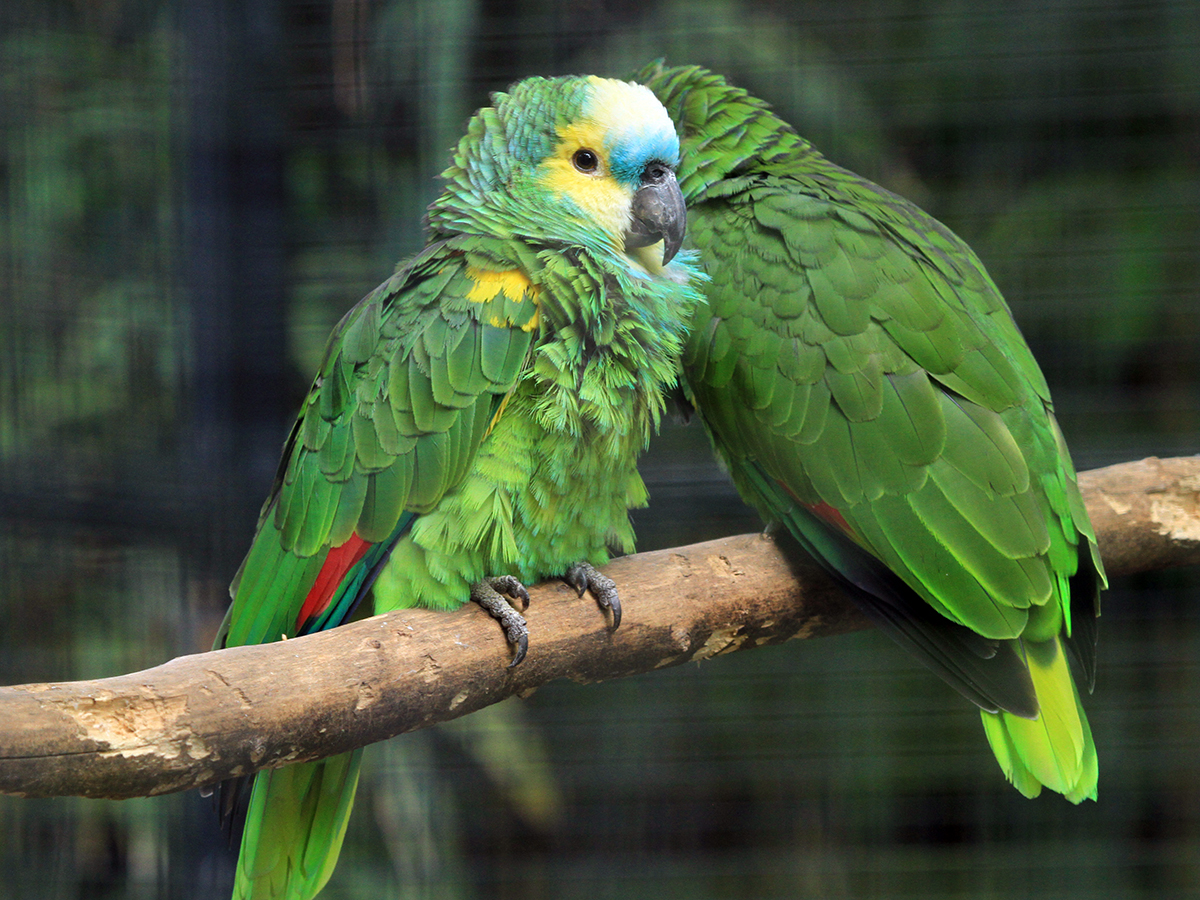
607, 127, 680, 188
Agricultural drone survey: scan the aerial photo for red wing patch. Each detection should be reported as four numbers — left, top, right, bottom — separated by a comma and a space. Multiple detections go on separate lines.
801, 499, 854, 537
295, 533, 372, 632
773, 474, 856, 537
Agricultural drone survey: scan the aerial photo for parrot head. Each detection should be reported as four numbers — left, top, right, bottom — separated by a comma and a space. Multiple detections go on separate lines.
429, 75, 687, 270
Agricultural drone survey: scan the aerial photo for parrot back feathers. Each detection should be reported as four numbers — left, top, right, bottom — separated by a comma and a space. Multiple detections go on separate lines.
643, 61, 1103, 803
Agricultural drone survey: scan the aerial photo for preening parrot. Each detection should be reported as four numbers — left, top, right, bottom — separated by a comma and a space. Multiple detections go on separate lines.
639, 63, 1104, 802
213, 74, 700, 899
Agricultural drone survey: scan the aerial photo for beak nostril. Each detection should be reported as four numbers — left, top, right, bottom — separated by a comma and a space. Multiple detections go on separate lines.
642, 163, 670, 185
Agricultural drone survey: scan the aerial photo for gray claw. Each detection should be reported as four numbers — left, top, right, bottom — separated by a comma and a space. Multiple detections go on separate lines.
509, 632, 528, 668
470, 576, 530, 667
564, 561, 621, 631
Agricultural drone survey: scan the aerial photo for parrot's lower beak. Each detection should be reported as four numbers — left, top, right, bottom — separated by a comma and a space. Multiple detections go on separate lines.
625, 168, 686, 264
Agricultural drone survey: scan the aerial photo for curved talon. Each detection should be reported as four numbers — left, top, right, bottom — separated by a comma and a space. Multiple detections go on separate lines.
470, 576, 531, 667
510, 632, 529, 669
564, 561, 622, 631
491, 574, 531, 610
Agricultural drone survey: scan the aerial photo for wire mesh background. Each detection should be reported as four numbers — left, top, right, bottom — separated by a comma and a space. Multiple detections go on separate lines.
1, 0, 1198, 897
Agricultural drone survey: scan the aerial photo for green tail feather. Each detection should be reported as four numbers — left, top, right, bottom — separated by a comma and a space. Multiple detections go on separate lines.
980, 637, 1097, 803
232, 751, 364, 900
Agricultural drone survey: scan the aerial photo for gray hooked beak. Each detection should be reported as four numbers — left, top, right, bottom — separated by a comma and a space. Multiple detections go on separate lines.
625, 163, 686, 264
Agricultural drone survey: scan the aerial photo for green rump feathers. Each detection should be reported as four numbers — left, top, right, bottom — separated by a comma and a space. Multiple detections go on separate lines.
217, 73, 701, 899
638, 62, 1104, 803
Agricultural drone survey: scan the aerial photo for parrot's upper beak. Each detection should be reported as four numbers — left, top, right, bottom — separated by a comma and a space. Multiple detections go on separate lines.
625, 164, 686, 264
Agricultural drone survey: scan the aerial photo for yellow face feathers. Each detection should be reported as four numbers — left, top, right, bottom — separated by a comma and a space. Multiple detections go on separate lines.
539, 121, 633, 251
537, 78, 680, 258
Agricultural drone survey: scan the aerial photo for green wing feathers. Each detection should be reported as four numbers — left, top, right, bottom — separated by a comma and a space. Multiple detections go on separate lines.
222, 247, 535, 648
219, 248, 537, 900
641, 62, 1104, 801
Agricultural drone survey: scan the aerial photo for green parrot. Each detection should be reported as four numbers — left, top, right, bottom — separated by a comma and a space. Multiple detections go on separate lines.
213, 74, 699, 899
638, 63, 1104, 802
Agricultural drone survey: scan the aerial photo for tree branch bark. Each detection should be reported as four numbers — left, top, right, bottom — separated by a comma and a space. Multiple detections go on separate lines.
1, 455, 1197, 801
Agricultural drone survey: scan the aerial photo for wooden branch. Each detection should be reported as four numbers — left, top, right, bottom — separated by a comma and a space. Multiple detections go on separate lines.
1077, 455, 1200, 577
1, 455, 1197, 801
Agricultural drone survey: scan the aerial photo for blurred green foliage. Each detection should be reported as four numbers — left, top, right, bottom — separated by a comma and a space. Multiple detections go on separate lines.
0, 22, 179, 480
1, 0, 1198, 897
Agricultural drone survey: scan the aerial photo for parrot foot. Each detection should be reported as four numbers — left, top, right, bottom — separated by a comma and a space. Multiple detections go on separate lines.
565, 561, 621, 631
470, 575, 531, 668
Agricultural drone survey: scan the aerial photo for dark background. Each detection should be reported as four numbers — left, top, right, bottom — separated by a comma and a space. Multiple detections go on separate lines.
1, 0, 1198, 896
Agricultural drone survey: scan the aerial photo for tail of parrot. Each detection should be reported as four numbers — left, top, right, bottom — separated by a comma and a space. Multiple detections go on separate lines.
232, 751, 363, 900
220, 524, 409, 899
726, 459, 1100, 802
981, 636, 1097, 803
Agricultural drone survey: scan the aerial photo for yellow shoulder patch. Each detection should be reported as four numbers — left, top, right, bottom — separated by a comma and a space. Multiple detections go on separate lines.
465, 265, 541, 332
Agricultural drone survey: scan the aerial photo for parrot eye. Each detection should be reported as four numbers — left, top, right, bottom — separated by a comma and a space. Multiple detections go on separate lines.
572, 148, 600, 174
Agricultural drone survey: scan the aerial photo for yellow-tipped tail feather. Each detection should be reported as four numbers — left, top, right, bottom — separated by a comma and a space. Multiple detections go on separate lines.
981, 636, 1097, 803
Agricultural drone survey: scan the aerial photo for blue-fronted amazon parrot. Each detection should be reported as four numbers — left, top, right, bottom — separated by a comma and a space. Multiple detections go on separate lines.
639, 63, 1104, 802
213, 74, 700, 899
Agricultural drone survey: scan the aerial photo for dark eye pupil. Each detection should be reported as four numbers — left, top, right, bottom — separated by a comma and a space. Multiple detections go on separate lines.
572, 149, 599, 172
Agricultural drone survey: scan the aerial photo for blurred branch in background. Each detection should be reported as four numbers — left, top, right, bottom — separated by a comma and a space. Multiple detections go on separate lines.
1, 454, 1196, 802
